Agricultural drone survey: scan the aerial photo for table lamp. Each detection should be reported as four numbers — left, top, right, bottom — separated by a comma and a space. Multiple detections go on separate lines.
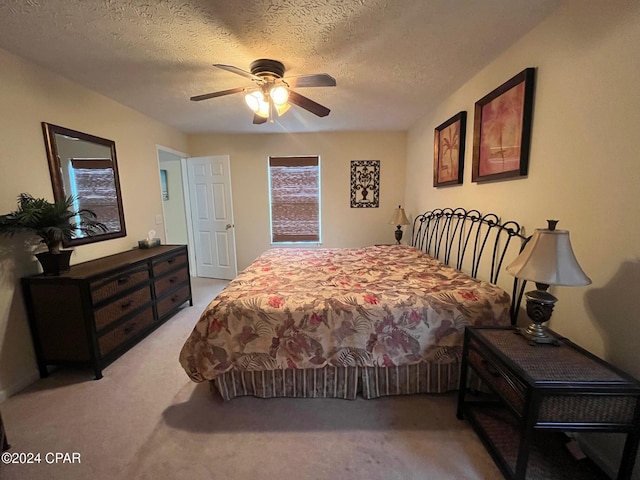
389, 205, 410, 244
506, 220, 591, 345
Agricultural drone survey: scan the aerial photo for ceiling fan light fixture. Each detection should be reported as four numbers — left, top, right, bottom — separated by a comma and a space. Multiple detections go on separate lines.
275, 102, 291, 117
192, 59, 336, 124
256, 100, 270, 118
245, 90, 270, 118
270, 85, 289, 106
244, 91, 263, 112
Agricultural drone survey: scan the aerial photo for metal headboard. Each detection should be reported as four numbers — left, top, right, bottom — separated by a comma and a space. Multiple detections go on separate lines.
410, 207, 528, 325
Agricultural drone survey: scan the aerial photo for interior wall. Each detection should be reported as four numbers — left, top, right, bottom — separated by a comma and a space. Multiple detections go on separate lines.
188, 131, 407, 270
0, 47, 189, 400
405, 0, 640, 476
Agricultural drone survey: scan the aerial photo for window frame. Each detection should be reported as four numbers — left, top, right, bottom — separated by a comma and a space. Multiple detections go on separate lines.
268, 155, 322, 245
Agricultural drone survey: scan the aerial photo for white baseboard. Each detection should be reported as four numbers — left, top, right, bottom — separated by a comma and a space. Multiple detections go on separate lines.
0, 371, 40, 403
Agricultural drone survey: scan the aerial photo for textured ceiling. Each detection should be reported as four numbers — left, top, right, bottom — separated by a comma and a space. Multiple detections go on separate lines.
0, 0, 561, 134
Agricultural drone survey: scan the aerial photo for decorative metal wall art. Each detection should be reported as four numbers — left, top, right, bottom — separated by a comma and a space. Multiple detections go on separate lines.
350, 160, 380, 208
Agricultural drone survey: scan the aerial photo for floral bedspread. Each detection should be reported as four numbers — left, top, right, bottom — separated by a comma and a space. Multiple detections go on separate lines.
179, 246, 510, 382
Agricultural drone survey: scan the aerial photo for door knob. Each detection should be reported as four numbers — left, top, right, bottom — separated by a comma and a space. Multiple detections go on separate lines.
225, 224, 233, 230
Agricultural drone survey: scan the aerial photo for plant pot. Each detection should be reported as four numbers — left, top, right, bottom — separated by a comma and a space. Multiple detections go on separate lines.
35, 250, 73, 276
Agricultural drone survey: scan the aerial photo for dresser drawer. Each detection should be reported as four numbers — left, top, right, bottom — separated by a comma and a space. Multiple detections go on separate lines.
538, 393, 638, 425
152, 250, 188, 276
154, 266, 189, 297
94, 285, 152, 331
98, 307, 154, 356
91, 267, 150, 304
468, 340, 526, 415
156, 284, 190, 319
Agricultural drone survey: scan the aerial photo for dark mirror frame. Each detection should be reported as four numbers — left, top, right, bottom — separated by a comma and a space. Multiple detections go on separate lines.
42, 122, 127, 247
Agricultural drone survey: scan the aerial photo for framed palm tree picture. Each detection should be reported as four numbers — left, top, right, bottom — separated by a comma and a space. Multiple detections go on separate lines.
472, 67, 535, 182
433, 111, 467, 187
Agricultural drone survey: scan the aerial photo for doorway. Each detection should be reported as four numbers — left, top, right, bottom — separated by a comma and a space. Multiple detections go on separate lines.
156, 148, 237, 280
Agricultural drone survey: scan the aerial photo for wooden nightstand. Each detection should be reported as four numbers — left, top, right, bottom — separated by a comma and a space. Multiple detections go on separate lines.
457, 326, 640, 480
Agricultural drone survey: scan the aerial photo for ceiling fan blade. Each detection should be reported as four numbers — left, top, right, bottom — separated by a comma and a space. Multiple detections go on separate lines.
190, 87, 246, 102
288, 90, 331, 117
214, 64, 261, 81
283, 73, 336, 88
253, 114, 268, 125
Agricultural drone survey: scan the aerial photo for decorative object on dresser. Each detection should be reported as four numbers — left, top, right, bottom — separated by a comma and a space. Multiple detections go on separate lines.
389, 205, 410, 244
22, 245, 192, 379
42, 122, 127, 246
433, 111, 466, 187
472, 67, 535, 183
458, 326, 640, 480
506, 220, 591, 345
0, 193, 107, 275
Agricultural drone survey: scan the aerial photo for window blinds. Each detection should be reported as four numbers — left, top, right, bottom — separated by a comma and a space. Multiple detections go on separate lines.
269, 156, 320, 243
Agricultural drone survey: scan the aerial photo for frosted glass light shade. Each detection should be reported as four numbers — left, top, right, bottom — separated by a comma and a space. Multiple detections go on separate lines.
270, 85, 289, 106
275, 102, 291, 116
244, 91, 263, 112
256, 99, 270, 118
506, 227, 591, 286
244, 91, 270, 118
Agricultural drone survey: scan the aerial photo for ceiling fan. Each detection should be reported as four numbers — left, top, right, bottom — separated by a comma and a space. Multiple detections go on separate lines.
190, 59, 336, 124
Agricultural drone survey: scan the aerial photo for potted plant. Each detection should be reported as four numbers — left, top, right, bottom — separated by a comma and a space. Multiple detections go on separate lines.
0, 193, 107, 275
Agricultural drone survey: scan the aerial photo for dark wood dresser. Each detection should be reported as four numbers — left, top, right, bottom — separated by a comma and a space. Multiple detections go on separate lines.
22, 245, 192, 379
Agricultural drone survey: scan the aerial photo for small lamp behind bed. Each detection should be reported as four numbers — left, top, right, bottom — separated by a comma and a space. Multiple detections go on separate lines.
506, 220, 591, 345
389, 205, 410, 244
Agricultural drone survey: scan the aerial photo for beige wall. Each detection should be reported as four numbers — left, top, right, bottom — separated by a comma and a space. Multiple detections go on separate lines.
405, 1, 640, 475
188, 131, 407, 270
0, 47, 188, 399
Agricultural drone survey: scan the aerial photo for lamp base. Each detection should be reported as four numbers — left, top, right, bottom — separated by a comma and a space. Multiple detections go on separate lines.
517, 324, 560, 345
517, 288, 560, 346
394, 226, 403, 245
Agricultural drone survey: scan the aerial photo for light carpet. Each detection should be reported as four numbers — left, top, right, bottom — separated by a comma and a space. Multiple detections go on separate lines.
1, 277, 501, 480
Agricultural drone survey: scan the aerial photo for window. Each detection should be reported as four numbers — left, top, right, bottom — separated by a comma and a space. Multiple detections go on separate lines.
268, 156, 320, 243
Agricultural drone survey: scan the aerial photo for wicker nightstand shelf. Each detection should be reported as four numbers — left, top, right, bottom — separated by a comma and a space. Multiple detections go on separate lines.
457, 326, 640, 480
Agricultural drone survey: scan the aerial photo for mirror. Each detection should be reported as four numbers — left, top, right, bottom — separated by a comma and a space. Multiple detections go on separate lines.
42, 122, 126, 246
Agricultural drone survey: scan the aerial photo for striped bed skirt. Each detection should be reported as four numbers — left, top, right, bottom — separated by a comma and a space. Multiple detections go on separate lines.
212, 359, 465, 401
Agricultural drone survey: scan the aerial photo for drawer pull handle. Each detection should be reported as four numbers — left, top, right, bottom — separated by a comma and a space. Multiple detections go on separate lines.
167, 257, 176, 264
123, 323, 137, 335
120, 300, 133, 310
169, 276, 177, 284
481, 359, 501, 378
117, 276, 130, 285
171, 295, 179, 303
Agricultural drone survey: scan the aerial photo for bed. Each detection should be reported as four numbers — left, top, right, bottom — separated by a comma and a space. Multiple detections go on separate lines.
179, 208, 527, 401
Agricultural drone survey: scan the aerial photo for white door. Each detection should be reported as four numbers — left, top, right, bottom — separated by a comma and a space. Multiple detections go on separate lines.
187, 155, 237, 279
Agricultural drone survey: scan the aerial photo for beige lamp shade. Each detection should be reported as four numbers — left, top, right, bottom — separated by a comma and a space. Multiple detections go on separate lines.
506, 226, 591, 286
389, 205, 410, 226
